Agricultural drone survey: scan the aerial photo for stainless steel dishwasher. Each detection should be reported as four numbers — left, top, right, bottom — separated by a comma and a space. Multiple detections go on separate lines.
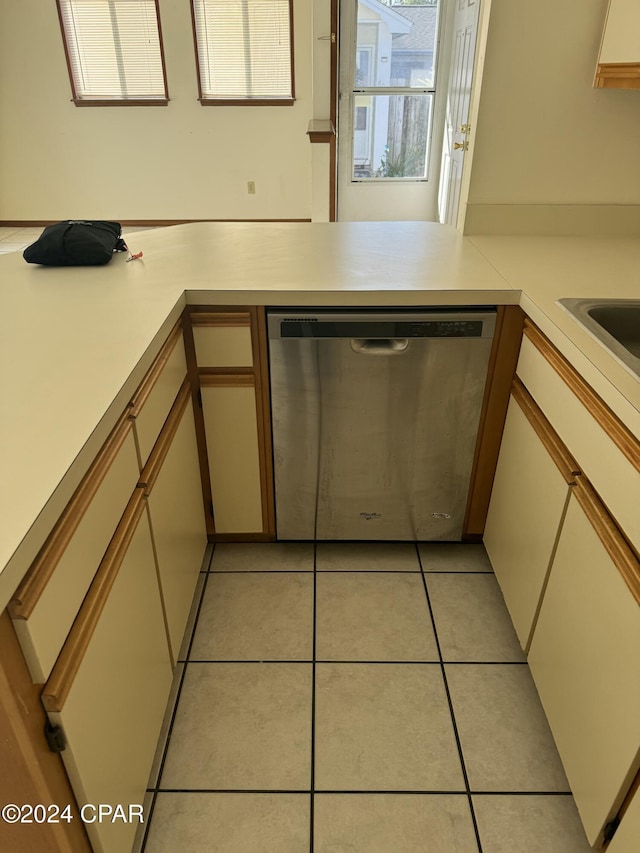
268, 309, 496, 541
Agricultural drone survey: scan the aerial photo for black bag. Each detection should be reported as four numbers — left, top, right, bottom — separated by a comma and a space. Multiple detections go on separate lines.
23, 220, 126, 266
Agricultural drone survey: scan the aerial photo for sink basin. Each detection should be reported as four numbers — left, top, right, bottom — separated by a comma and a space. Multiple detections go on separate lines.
557, 298, 640, 379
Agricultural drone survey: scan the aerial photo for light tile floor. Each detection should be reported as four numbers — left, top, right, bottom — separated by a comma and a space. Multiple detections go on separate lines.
138, 542, 594, 853
0, 225, 159, 254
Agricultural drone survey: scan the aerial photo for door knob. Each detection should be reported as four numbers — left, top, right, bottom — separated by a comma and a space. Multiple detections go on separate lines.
453, 141, 468, 151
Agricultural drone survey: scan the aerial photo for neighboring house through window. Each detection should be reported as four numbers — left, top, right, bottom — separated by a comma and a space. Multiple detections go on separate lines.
191, 0, 295, 105
56, 0, 168, 105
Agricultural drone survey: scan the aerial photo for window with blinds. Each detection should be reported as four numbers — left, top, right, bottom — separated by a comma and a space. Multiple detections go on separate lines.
57, 0, 168, 104
192, 0, 294, 104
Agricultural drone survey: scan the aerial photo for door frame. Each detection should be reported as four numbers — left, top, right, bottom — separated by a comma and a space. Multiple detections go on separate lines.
452, 0, 493, 231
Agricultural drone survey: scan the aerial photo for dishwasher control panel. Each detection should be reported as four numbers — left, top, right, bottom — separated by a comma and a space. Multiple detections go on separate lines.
269, 309, 496, 340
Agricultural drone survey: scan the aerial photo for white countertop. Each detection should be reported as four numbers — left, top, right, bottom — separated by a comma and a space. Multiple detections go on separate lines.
1, 221, 639, 608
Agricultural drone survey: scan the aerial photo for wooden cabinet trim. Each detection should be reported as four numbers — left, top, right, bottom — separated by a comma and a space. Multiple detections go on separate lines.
573, 477, 640, 605
190, 310, 251, 328
41, 489, 147, 714
523, 321, 640, 474
0, 612, 91, 851
463, 305, 526, 537
615, 768, 640, 835
511, 377, 581, 485
251, 306, 276, 539
138, 379, 192, 492
128, 320, 183, 417
9, 413, 134, 621
199, 373, 255, 388
189, 305, 275, 540
181, 311, 216, 538
595, 62, 640, 89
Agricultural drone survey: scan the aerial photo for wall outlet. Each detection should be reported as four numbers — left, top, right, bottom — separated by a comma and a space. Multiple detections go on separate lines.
247, 181, 256, 194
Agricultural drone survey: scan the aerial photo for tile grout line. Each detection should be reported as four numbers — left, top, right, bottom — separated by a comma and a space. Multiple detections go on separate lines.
416, 544, 484, 853
151, 787, 575, 795
139, 545, 215, 852
310, 542, 317, 853
181, 659, 529, 665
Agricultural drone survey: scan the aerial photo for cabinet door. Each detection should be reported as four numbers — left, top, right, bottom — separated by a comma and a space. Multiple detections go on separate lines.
483, 382, 577, 649
595, 0, 640, 89
528, 483, 640, 845
42, 491, 172, 853
201, 379, 264, 534
143, 383, 208, 662
9, 416, 140, 683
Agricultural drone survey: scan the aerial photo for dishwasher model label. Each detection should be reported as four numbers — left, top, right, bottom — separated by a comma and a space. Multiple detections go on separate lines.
360, 512, 382, 521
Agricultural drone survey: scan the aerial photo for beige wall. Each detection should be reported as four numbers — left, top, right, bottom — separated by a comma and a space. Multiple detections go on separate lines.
465, 0, 640, 231
0, 0, 313, 221
3, 0, 639, 227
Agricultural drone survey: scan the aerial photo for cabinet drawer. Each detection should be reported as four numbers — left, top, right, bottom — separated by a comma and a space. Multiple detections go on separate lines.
9, 417, 140, 683
528, 482, 640, 845
192, 312, 253, 367
42, 490, 172, 853
517, 325, 640, 551
129, 323, 188, 467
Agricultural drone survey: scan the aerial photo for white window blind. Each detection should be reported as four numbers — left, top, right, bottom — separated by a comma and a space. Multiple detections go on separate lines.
58, 0, 167, 102
192, 0, 293, 102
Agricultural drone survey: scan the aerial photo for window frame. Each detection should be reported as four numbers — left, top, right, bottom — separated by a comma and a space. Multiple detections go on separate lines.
190, 0, 296, 106
55, 0, 169, 107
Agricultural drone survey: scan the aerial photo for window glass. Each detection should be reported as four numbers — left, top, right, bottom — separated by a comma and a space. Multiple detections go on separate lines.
351, 0, 439, 180
353, 94, 433, 178
57, 0, 167, 103
192, 0, 294, 103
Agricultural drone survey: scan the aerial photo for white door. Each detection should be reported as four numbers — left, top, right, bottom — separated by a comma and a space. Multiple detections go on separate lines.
438, 0, 481, 226
337, 0, 445, 222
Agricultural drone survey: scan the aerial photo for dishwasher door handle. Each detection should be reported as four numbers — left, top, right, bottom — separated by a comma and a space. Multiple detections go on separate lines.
350, 338, 410, 355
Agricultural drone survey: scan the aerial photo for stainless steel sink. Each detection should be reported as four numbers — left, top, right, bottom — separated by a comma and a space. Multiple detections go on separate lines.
557, 299, 640, 379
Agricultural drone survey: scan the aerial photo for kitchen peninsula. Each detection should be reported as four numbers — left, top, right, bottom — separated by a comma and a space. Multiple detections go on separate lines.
0, 221, 639, 853
2, 222, 639, 600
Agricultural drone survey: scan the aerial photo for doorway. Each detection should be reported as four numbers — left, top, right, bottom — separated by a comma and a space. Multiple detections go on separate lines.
336, 0, 483, 227
337, 0, 446, 222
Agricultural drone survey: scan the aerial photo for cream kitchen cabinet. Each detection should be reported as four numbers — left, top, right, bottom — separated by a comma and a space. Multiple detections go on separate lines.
484, 317, 640, 848
527, 479, 640, 847
42, 490, 172, 853
517, 322, 640, 554
140, 379, 208, 663
185, 307, 274, 539
595, 0, 640, 89
6, 318, 209, 853
483, 378, 579, 650
8, 415, 140, 684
